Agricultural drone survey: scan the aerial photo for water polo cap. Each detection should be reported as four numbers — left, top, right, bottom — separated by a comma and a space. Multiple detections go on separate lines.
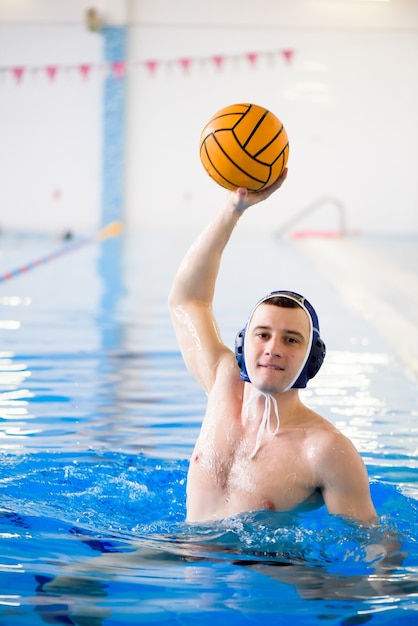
234, 290, 326, 390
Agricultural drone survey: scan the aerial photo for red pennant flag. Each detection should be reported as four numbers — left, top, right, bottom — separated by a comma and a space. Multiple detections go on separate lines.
145, 59, 158, 76
212, 55, 225, 71
79, 64, 91, 80
282, 49, 295, 64
246, 52, 259, 66
12, 67, 25, 84
179, 58, 191, 73
46, 66, 58, 81
112, 61, 126, 79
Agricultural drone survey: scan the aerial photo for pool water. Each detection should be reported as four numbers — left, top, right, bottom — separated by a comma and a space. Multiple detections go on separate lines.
0, 231, 417, 625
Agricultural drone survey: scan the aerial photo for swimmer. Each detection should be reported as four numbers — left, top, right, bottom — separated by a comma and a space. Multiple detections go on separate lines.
169, 170, 377, 524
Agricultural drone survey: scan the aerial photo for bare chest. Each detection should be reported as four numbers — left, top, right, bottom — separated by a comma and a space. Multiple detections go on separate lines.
188, 425, 322, 519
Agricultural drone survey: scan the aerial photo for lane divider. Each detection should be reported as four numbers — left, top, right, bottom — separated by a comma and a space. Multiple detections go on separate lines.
0, 221, 122, 284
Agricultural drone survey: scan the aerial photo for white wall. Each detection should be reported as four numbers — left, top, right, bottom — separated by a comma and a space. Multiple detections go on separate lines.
126, 0, 418, 235
0, 0, 417, 235
0, 1, 103, 234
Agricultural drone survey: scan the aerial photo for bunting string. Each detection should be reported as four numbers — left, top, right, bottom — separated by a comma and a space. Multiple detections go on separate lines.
0, 48, 294, 85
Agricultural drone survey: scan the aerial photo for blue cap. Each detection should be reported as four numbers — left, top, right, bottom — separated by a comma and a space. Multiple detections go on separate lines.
234, 290, 326, 389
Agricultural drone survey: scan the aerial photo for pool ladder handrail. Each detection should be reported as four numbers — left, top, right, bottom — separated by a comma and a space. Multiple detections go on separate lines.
274, 196, 348, 238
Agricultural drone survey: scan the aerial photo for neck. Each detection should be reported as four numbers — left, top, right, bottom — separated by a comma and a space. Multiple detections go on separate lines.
243, 384, 301, 426
243, 386, 303, 459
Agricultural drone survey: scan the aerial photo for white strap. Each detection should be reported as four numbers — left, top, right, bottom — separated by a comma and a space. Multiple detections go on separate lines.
244, 390, 280, 459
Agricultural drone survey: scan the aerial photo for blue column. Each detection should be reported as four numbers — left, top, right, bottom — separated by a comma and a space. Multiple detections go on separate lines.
97, 26, 127, 351
101, 26, 127, 227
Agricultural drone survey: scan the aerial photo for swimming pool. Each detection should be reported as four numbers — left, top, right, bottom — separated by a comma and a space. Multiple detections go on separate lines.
0, 230, 417, 625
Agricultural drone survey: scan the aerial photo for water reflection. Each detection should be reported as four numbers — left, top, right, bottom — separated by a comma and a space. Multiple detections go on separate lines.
29, 527, 417, 626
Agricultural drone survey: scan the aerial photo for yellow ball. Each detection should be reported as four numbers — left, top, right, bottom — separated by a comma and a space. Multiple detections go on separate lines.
199, 103, 289, 191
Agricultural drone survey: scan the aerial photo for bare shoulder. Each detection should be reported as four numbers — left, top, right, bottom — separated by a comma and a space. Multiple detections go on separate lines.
300, 407, 341, 439
296, 408, 376, 523
306, 414, 371, 491
302, 410, 365, 470
319, 414, 358, 449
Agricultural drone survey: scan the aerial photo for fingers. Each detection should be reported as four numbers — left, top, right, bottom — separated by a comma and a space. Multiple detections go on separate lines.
240, 167, 289, 206
225, 167, 288, 213
257, 168, 288, 199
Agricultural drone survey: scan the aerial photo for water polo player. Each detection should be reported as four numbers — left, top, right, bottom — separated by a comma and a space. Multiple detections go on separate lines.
169, 172, 377, 525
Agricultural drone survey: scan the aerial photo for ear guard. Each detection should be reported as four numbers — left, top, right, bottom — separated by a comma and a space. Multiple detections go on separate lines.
234, 291, 326, 389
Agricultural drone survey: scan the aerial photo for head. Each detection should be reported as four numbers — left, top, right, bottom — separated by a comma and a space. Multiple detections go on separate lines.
235, 291, 326, 392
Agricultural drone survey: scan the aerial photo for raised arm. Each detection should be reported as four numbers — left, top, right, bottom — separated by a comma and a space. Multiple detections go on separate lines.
168, 171, 288, 392
320, 432, 378, 524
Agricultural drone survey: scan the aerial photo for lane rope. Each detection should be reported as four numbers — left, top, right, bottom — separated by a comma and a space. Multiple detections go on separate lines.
0, 221, 123, 284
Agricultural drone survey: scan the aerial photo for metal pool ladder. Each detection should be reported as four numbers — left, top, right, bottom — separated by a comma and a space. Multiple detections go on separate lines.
274, 196, 348, 238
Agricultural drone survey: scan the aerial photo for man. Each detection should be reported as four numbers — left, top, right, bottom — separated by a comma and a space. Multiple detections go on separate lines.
169, 170, 377, 525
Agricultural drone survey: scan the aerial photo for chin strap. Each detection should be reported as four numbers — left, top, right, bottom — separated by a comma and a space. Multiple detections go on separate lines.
244, 390, 280, 459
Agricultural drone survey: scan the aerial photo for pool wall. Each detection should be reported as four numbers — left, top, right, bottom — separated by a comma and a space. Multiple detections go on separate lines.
0, 0, 417, 236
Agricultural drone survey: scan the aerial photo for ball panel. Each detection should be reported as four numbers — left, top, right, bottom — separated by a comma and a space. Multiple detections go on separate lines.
200, 104, 251, 139
200, 134, 270, 191
215, 130, 271, 180
201, 113, 243, 138
206, 103, 251, 127
199, 103, 289, 191
255, 128, 289, 164
265, 144, 289, 188
247, 123, 287, 160
233, 105, 272, 150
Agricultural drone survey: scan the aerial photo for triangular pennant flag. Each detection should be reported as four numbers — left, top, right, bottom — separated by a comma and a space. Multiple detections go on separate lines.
112, 61, 126, 79
12, 67, 25, 84
246, 52, 259, 66
145, 59, 159, 76
179, 58, 191, 73
79, 64, 91, 80
212, 55, 225, 71
282, 49, 295, 64
46, 66, 58, 81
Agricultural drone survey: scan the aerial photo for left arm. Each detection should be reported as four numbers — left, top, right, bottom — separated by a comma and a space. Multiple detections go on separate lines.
319, 433, 378, 524
320, 434, 406, 570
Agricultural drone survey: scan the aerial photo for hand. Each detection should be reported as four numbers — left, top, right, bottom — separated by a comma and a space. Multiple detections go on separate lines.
226, 168, 288, 213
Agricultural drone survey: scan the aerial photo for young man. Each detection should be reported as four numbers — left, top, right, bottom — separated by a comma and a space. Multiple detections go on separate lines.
169, 170, 377, 525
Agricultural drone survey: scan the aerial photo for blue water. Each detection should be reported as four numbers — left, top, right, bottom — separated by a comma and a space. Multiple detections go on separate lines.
0, 232, 417, 625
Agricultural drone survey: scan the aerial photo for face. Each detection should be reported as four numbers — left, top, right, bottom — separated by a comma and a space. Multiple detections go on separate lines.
244, 302, 311, 394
